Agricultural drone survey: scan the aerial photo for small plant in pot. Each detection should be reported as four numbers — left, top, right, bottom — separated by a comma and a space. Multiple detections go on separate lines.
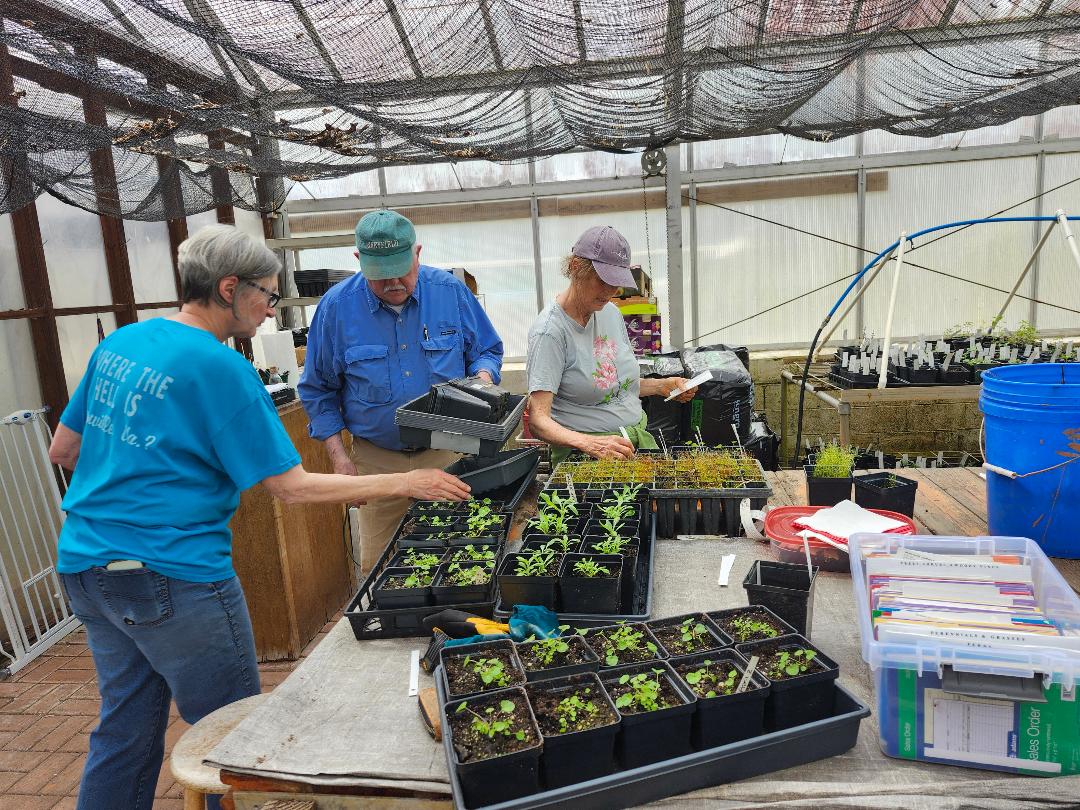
496, 548, 559, 610
431, 561, 494, 605
371, 566, 436, 609
447, 544, 497, 565
517, 627, 600, 681
558, 554, 623, 614
647, 613, 730, 657
526, 673, 620, 788
735, 636, 838, 732
804, 442, 856, 506
707, 606, 796, 644
583, 622, 662, 668
447, 688, 542, 807
602, 661, 696, 768
441, 639, 527, 698
743, 559, 818, 637
853, 471, 918, 517
670, 649, 770, 748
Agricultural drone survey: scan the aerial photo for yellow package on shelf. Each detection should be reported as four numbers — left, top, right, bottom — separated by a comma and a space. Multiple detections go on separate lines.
617, 297, 658, 316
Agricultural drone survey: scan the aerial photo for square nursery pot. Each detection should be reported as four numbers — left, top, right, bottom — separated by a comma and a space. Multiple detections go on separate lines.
803, 465, 852, 507
371, 566, 433, 609
579, 537, 639, 609
387, 547, 445, 571
440, 639, 528, 699
601, 661, 697, 769
668, 648, 770, 749
395, 532, 449, 549
937, 365, 970, 385
583, 622, 665, 670
736, 635, 839, 732
558, 554, 623, 614
646, 613, 732, 658
444, 543, 500, 567
446, 686, 542, 807
526, 672, 620, 788
743, 560, 818, 638
516, 633, 601, 682
431, 562, 494, 605
522, 535, 578, 557
496, 553, 558, 610
853, 472, 918, 518
906, 366, 938, 385
706, 605, 797, 646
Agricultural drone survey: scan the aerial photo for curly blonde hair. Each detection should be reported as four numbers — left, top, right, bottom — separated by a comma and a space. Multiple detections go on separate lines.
561, 254, 596, 283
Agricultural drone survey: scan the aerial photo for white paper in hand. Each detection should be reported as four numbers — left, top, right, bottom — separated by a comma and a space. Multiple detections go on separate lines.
663, 370, 712, 401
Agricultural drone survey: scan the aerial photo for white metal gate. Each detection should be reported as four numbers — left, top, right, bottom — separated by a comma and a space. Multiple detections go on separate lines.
0, 408, 79, 678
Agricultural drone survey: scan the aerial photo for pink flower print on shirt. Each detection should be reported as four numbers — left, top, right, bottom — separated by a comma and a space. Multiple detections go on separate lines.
593, 336, 617, 362
593, 360, 618, 391
591, 334, 626, 403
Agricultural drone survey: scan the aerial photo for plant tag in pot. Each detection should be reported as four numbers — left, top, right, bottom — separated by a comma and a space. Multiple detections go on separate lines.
1052, 344, 1062, 362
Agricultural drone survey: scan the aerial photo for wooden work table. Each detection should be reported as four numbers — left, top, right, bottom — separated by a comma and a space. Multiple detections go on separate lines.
208, 469, 1080, 808
229, 400, 353, 662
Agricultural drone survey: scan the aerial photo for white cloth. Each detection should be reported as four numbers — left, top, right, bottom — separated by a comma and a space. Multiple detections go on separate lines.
793, 499, 910, 543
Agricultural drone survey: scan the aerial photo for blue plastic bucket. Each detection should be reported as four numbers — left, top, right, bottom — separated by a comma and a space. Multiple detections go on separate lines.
980, 364, 1080, 557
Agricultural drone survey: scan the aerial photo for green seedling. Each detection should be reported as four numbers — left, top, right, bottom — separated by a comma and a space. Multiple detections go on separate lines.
455, 699, 527, 741
572, 558, 611, 578
595, 624, 657, 667
598, 501, 634, 522
767, 648, 817, 679
811, 443, 857, 479
683, 660, 739, 698
462, 654, 511, 687
678, 617, 711, 648
402, 568, 435, 588
402, 549, 442, 569
727, 615, 779, 643
450, 545, 496, 564
615, 669, 666, 712
524, 627, 570, 667
445, 563, 491, 587
466, 510, 501, 537
529, 511, 569, 536
420, 514, 455, 527
514, 548, 555, 576
590, 536, 629, 555
598, 517, 627, 541
553, 690, 601, 733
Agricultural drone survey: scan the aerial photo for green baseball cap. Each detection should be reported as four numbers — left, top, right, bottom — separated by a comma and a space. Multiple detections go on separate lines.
354, 210, 416, 280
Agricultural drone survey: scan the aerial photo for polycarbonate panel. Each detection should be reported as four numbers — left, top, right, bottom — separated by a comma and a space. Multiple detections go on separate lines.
534, 151, 622, 184
1042, 106, 1080, 140
233, 208, 267, 244
0, 320, 43, 416
57, 313, 117, 397
0, 215, 23, 310
186, 210, 220, 234
36, 194, 111, 309
864, 118, 1038, 155
694, 134, 857, 170
286, 170, 381, 201
125, 218, 177, 304
1030, 153, 1080, 331
692, 179, 857, 347
862, 158, 1038, 340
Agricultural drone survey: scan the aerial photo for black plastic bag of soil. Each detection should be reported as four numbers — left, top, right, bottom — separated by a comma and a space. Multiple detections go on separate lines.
680, 344, 754, 445
745, 416, 780, 471
639, 352, 687, 447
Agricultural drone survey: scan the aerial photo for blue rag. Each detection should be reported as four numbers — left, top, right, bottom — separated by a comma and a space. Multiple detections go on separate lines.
442, 605, 562, 648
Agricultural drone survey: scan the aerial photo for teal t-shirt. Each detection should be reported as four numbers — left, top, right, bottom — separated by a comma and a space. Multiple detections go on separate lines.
57, 319, 302, 582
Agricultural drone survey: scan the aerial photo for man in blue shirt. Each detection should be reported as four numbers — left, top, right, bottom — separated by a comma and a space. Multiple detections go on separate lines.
299, 210, 503, 570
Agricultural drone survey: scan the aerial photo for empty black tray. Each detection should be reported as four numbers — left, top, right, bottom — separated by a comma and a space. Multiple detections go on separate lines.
446, 449, 540, 495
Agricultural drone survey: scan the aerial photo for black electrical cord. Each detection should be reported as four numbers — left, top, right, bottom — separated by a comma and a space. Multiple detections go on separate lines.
342, 510, 363, 570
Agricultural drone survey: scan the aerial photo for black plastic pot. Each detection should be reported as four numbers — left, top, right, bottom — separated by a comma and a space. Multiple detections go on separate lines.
584, 623, 664, 669
906, 366, 937, 385
371, 566, 432, 609
517, 634, 601, 682
558, 554, 622, 614
967, 360, 1004, 383
583, 518, 640, 540
937, 365, 970, 385
602, 661, 696, 768
669, 649, 770, 749
387, 547, 445, 570
706, 605, 797, 645
430, 382, 493, 421
444, 543, 500, 567
431, 562, 493, 605
803, 465, 852, 506
496, 554, 558, 610
405, 519, 465, 535
853, 471, 918, 517
440, 639, 528, 699
736, 635, 839, 731
646, 613, 732, 658
446, 686, 542, 807
527, 672, 620, 788
395, 533, 449, 549
742, 560, 817, 637
446, 376, 512, 422
446, 532, 505, 548
444, 448, 539, 495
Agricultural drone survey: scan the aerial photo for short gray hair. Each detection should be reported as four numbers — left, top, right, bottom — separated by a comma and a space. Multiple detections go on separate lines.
178, 224, 281, 306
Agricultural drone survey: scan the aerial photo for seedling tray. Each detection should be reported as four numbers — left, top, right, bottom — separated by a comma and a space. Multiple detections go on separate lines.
396, 392, 526, 456
492, 520, 656, 626
446, 448, 540, 495
437, 677, 869, 809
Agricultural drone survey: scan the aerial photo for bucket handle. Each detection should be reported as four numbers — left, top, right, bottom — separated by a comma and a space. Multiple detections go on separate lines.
980, 419, 1080, 479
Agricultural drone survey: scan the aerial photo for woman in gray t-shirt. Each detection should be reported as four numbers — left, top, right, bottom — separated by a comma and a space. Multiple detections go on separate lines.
527, 226, 697, 464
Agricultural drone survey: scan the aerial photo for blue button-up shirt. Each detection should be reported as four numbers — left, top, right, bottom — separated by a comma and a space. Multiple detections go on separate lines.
298, 265, 504, 450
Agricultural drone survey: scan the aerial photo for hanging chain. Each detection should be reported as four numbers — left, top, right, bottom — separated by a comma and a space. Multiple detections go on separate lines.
642, 175, 654, 282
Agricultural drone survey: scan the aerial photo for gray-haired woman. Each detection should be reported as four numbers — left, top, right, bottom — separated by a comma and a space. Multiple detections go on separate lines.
48, 225, 468, 810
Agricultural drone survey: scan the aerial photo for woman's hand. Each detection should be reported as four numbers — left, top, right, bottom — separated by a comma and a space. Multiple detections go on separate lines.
658, 377, 699, 403
402, 469, 471, 501
580, 435, 636, 460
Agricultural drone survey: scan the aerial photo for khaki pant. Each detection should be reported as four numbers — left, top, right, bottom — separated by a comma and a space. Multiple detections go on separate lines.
348, 436, 458, 573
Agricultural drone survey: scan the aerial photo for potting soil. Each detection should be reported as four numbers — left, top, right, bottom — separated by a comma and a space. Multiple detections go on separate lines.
714, 610, 785, 644
587, 626, 660, 666
651, 620, 719, 656
530, 686, 618, 736
445, 651, 526, 696
449, 698, 539, 764
605, 676, 683, 715
519, 637, 593, 672
672, 660, 742, 699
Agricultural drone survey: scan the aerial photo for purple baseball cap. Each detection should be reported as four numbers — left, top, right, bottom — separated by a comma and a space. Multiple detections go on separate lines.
571, 225, 638, 290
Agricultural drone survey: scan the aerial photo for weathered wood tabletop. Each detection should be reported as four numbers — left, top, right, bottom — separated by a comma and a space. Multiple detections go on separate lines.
208, 468, 1080, 808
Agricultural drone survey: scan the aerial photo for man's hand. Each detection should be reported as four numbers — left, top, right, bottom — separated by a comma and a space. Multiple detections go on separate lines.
476, 370, 494, 384
660, 377, 699, 403
402, 469, 471, 501
581, 435, 636, 460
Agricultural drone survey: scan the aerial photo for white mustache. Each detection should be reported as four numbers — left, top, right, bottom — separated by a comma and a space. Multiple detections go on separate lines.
384, 286, 406, 293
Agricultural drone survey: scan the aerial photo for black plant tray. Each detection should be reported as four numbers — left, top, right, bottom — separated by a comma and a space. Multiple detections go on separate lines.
396, 392, 527, 456
446, 448, 540, 496
345, 522, 504, 640
492, 520, 656, 626
437, 678, 869, 809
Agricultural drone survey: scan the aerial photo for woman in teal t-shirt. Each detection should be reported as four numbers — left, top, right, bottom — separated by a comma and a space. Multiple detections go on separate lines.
49, 225, 470, 810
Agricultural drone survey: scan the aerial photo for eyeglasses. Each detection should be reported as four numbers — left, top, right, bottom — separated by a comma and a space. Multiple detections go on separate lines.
243, 280, 281, 308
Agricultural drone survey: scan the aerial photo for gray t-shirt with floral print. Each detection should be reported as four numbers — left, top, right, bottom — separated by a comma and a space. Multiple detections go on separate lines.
527, 301, 643, 433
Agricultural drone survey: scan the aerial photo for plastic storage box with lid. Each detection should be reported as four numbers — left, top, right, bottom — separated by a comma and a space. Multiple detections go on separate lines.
849, 533, 1080, 776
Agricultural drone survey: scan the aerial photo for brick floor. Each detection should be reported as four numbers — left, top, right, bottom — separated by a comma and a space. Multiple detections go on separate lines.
0, 617, 339, 809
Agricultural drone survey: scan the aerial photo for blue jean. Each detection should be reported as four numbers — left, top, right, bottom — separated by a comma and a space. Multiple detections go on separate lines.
61, 568, 261, 810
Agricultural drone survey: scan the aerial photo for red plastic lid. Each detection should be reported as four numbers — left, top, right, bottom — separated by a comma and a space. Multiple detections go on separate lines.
763, 505, 917, 550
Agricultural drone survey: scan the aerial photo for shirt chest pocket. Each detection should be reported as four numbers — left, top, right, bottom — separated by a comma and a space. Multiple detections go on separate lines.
344, 345, 392, 404
421, 335, 464, 382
